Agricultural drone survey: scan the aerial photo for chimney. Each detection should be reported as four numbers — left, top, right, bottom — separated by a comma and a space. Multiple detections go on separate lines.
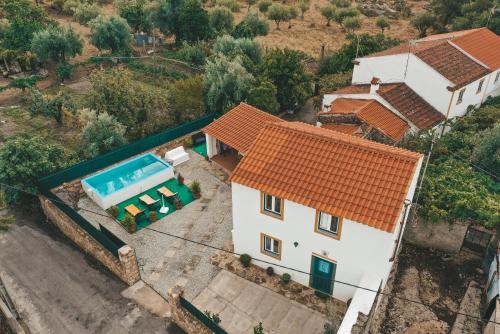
370, 77, 380, 95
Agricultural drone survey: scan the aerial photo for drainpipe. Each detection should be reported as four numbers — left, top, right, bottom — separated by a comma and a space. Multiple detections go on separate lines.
389, 199, 411, 262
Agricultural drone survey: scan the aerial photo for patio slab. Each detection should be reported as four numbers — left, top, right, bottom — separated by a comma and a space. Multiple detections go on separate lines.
193, 270, 329, 334
75, 150, 233, 300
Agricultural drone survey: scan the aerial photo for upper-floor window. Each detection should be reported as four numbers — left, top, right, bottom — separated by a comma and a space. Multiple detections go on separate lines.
477, 79, 485, 94
457, 88, 466, 105
261, 192, 283, 218
261, 233, 281, 259
315, 211, 342, 240
495, 72, 500, 83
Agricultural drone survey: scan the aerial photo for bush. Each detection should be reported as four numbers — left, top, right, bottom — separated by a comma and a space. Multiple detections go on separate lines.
472, 125, 500, 173
74, 3, 101, 26
254, 322, 264, 334
281, 273, 291, 284
178, 42, 206, 66
209, 6, 234, 34
62, 0, 79, 15
258, 0, 271, 14
107, 205, 119, 217
318, 71, 352, 94
232, 11, 269, 38
266, 266, 274, 276
240, 253, 252, 267
215, 0, 240, 12
122, 214, 135, 232
149, 211, 158, 222
203, 311, 221, 324
56, 61, 74, 82
52, 0, 67, 12
190, 180, 201, 197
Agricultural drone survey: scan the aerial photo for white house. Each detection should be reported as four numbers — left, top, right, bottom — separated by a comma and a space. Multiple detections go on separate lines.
321, 28, 500, 139
230, 121, 423, 302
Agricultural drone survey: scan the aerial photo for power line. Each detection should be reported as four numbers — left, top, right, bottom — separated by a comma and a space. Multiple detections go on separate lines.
1, 181, 498, 326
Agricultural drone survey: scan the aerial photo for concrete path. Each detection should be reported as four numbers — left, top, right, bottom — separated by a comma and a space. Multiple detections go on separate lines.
121, 280, 170, 318
0, 212, 183, 334
192, 270, 328, 334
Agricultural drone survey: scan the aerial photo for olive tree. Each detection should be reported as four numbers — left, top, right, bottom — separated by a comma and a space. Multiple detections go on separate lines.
376, 15, 390, 33
209, 6, 234, 34
89, 15, 132, 53
267, 3, 289, 29
80, 111, 128, 158
31, 25, 83, 64
320, 4, 336, 26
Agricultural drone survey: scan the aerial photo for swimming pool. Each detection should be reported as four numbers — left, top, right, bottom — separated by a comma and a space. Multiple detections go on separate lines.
82, 153, 175, 209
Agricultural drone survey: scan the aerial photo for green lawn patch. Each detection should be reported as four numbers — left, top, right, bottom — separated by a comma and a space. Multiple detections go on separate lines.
193, 141, 207, 157
115, 178, 194, 232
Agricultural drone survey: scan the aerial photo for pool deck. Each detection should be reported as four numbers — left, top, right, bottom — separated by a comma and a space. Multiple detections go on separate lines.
68, 150, 233, 300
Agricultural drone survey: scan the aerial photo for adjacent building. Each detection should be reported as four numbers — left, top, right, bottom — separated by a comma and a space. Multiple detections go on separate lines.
320, 28, 500, 142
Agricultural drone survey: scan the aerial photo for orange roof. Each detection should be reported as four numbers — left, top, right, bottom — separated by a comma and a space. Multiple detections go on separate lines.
321, 124, 362, 137
321, 98, 409, 141
452, 28, 500, 70
203, 102, 283, 154
231, 122, 423, 233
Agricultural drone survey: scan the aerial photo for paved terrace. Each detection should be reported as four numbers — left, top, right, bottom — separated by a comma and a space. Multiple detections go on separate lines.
58, 150, 233, 301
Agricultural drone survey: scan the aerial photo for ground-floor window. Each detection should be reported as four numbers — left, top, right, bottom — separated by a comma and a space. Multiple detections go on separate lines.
260, 233, 281, 259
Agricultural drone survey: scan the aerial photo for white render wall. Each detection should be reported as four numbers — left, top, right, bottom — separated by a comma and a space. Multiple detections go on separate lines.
447, 76, 490, 118
352, 54, 407, 84
205, 134, 218, 158
232, 183, 396, 302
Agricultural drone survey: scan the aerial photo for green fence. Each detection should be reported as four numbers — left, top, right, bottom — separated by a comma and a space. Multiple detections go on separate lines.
180, 297, 228, 334
38, 114, 217, 190
37, 114, 218, 258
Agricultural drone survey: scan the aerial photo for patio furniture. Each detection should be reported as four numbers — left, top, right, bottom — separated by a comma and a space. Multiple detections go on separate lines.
164, 146, 189, 166
139, 194, 160, 208
157, 186, 177, 201
125, 204, 144, 218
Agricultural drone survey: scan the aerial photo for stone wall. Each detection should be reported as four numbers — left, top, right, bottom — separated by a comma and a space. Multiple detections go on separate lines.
403, 215, 469, 253
0, 298, 24, 334
39, 196, 140, 286
166, 286, 215, 334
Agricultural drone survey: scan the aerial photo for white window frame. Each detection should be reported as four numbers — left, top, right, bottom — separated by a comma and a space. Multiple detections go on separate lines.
457, 88, 466, 105
317, 212, 340, 236
262, 193, 282, 216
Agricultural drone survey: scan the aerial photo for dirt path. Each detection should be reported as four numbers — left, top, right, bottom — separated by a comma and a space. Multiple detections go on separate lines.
381, 244, 484, 334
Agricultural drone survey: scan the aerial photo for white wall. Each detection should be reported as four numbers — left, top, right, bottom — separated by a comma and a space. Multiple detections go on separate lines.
486, 70, 500, 97
448, 76, 491, 118
231, 183, 396, 302
352, 54, 407, 84
403, 54, 453, 115
205, 134, 218, 158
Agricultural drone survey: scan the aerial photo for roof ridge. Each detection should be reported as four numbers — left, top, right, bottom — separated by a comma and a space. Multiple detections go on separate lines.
269, 121, 421, 161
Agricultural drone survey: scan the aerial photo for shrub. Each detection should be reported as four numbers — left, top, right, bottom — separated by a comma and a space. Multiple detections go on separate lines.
240, 253, 252, 267
209, 6, 234, 34
149, 211, 158, 222
266, 266, 274, 276
281, 273, 291, 284
62, 0, 79, 15
184, 137, 194, 148
343, 16, 361, 33
257, 0, 272, 14
122, 214, 136, 232
254, 322, 264, 334
178, 42, 206, 66
472, 125, 500, 173
215, 0, 240, 12
376, 15, 390, 33
177, 173, 184, 185
190, 180, 201, 197
74, 3, 101, 26
318, 71, 352, 94
233, 11, 269, 38
107, 205, 119, 217
173, 197, 183, 209
56, 62, 74, 82
52, 0, 67, 12
204, 311, 221, 324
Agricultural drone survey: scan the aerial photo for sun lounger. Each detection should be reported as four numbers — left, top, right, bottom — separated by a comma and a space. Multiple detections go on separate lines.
139, 194, 160, 208
157, 186, 177, 200
125, 204, 144, 217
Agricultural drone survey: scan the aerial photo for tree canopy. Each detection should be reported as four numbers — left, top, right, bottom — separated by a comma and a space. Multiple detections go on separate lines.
89, 15, 132, 53
31, 26, 83, 63
259, 48, 313, 112
232, 11, 269, 38
117, 0, 151, 32
80, 111, 128, 158
0, 134, 68, 205
204, 53, 255, 113
209, 6, 234, 34
178, 0, 211, 43
168, 75, 206, 123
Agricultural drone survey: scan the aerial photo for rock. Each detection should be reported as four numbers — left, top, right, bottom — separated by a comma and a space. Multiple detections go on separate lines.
356, 0, 400, 18
10, 61, 22, 74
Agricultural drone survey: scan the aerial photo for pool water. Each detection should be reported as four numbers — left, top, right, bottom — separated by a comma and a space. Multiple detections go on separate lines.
82, 153, 172, 197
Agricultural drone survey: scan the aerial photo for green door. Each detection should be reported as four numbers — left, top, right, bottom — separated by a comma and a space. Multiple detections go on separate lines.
310, 255, 336, 295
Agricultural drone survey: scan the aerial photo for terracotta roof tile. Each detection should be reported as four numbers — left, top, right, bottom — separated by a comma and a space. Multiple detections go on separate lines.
231, 122, 422, 233
321, 98, 409, 141
203, 102, 283, 154
377, 83, 445, 129
321, 124, 362, 136
333, 85, 370, 94
452, 28, 500, 70
415, 42, 490, 87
